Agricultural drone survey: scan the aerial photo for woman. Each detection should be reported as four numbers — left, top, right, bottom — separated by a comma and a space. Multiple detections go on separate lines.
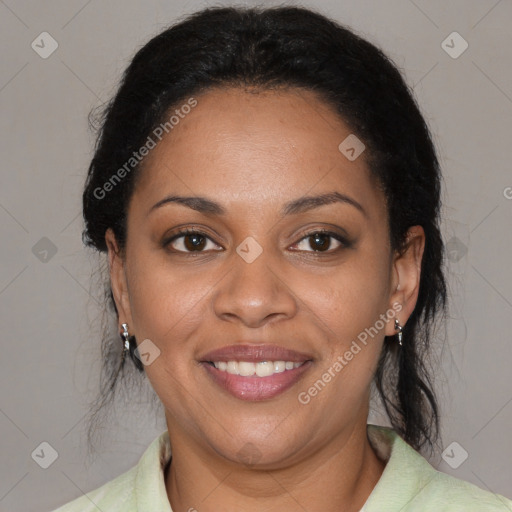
51, 5, 512, 511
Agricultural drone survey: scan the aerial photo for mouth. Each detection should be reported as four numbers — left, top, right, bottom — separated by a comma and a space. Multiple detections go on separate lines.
199, 344, 313, 401
204, 360, 304, 376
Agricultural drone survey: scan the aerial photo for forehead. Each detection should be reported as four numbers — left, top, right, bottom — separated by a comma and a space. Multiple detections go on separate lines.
131, 86, 384, 217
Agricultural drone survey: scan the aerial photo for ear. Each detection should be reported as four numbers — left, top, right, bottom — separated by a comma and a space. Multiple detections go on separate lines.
105, 228, 133, 330
384, 225, 425, 336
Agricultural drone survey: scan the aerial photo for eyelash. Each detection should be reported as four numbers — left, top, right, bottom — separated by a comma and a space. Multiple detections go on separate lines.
163, 227, 351, 254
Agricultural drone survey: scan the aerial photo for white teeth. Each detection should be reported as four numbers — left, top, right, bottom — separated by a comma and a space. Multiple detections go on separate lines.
212, 360, 304, 376
274, 361, 286, 373
255, 361, 273, 377
238, 361, 255, 376
227, 361, 239, 375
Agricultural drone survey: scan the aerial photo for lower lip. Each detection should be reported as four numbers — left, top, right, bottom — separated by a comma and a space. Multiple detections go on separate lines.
201, 361, 313, 401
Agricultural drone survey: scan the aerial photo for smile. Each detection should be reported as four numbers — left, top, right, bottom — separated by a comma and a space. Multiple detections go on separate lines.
201, 359, 312, 401
209, 360, 303, 376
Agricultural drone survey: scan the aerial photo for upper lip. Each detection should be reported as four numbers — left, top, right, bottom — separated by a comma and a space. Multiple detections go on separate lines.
200, 344, 313, 363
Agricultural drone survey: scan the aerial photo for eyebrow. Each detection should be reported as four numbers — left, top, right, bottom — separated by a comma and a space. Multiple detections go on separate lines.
148, 191, 367, 218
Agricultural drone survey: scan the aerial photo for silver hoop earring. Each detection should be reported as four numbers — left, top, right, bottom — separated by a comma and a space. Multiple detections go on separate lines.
120, 323, 144, 372
120, 323, 130, 362
394, 319, 403, 346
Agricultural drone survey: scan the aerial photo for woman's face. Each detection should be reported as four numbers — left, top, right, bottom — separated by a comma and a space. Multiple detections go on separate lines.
107, 86, 422, 467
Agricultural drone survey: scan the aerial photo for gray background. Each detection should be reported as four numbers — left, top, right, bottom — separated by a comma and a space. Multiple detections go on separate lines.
1, 0, 511, 510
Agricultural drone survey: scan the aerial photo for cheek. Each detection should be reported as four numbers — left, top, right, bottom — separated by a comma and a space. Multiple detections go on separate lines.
304, 251, 390, 342
126, 254, 210, 425
125, 252, 210, 355
297, 249, 390, 397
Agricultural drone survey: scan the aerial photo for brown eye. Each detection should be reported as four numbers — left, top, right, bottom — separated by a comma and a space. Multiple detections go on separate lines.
290, 230, 348, 253
182, 233, 207, 251
165, 229, 222, 253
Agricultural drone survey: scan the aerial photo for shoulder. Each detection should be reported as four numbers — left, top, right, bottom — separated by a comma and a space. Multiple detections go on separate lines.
419, 469, 512, 511
364, 424, 512, 511
48, 429, 171, 512
48, 465, 137, 512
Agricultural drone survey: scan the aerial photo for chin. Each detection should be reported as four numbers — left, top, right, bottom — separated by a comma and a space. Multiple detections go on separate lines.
212, 431, 307, 470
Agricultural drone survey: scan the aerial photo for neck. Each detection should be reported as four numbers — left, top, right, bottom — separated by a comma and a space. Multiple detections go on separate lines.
164, 420, 385, 512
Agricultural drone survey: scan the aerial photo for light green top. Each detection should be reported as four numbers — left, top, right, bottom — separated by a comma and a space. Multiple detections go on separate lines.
50, 424, 512, 511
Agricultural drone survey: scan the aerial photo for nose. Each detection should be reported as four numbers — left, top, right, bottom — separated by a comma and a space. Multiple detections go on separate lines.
211, 241, 298, 328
